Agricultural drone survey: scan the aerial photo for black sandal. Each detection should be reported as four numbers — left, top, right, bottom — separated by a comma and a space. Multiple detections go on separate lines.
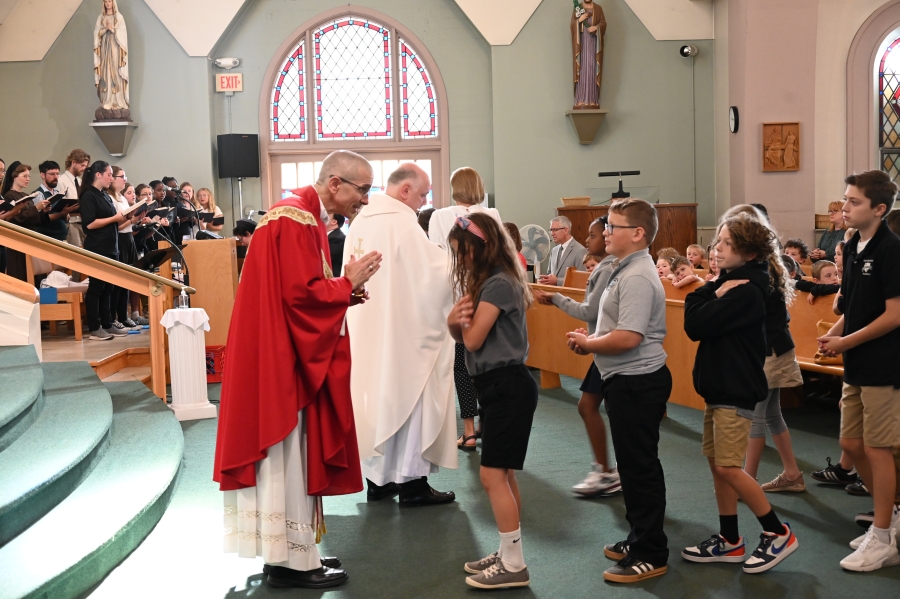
457, 434, 478, 451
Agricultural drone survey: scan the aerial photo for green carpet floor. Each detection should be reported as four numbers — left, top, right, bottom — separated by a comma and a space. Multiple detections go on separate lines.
88, 374, 899, 598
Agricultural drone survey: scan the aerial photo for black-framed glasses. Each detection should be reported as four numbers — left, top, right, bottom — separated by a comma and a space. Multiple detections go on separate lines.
549, 227, 568, 233
604, 222, 640, 233
334, 175, 371, 196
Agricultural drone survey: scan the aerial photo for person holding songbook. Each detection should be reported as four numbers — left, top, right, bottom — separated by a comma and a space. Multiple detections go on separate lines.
196, 187, 224, 232
0, 162, 49, 281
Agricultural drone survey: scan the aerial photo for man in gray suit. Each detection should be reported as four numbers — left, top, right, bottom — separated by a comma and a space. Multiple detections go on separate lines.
539, 216, 587, 286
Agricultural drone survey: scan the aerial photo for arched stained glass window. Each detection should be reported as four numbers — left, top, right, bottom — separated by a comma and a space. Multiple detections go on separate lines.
878, 35, 900, 181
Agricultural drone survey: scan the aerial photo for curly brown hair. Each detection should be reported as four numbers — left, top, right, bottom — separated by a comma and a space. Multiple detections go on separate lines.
721, 204, 794, 305
447, 212, 532, 309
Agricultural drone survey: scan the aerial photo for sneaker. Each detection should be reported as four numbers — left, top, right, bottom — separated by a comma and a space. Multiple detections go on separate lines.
681, 534, 746, 563
132, 315, 150, 326
846, 476, 870, 496
761, 471, 806, 493
856, 511, 875, 530
840, 528, 900, 571
811, 457, 857, 485
573, 465, 622, 497
465, 562, 530, 589
464, 552, 500, 574
853, 505, 900, 539
88, 328, 113, 341
121, 318, 141, 329
106, 325, 129, 337
603, 556, 667, 583
742, 522, 799, 574
604, 540, 630, 561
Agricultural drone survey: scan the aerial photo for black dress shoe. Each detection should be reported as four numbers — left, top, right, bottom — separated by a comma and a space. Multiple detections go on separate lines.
263, 557, 341, 575
266, 565, 349, 589
398, 477, 456, 507
366, 479, 401, 501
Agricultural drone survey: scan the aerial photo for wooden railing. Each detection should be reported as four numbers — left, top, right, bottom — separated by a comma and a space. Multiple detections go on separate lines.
0, 219, 195, 399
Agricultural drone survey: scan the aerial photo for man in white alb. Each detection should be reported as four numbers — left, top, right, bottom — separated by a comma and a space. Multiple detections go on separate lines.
344, 163, 458, 506
539, 215, 587, 286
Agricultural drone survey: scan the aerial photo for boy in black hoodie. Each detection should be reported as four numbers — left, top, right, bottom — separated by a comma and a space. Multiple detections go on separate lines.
681, 212, 799, 574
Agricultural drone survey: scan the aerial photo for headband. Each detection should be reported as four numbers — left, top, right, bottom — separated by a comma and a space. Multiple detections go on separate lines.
456, 215, 487, 241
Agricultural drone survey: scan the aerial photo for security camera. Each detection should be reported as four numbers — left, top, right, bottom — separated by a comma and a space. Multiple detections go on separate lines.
214, 57, 241, 70
679, 45, 699, 58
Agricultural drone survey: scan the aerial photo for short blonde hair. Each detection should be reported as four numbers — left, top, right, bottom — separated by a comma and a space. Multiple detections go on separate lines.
656, 247, 678, 259
686, 244, 707, 258
827, 200, 845, 232
583, 254, 601, 265
450, 167, 484, 206
812, 260, 836, 280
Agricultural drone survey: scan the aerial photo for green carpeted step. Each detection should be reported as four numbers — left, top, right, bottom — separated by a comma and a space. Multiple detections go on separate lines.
0, 381, 183, 599
0, 346, 44, 452
0, 362, 112, 546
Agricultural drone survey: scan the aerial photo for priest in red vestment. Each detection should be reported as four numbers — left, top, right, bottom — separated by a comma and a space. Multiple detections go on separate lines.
214, 150, 381, 589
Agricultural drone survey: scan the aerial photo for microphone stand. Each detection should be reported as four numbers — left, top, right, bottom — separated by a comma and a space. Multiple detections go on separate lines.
151, 225, 190, 292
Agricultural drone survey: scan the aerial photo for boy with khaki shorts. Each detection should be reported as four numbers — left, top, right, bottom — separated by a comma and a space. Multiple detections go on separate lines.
818, 170, 900, 571
681, 211, 799, 574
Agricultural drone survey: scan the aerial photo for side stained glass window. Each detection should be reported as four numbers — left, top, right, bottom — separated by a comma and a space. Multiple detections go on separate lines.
400, 39, 438, 138
271, 42, 306, 141
879, 36, 900, 181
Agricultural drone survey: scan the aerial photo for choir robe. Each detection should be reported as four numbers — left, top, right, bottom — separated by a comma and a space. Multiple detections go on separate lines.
343, 193, 458, 485
214, 186, 362, 570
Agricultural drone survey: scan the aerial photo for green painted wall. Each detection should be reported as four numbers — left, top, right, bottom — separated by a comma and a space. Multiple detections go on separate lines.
0, 0, 215, 195
491, 0, 716, 231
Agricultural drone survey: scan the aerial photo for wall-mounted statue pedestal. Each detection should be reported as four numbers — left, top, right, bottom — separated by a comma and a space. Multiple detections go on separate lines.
90, 121, 138, 157
566, 109, 608, 145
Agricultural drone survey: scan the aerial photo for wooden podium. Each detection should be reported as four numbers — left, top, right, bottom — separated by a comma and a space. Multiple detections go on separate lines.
159, 239, 238, 346
557, 203, 698, 256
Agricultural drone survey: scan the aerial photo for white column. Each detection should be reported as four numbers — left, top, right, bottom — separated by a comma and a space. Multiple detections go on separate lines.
160, 308, 217, 421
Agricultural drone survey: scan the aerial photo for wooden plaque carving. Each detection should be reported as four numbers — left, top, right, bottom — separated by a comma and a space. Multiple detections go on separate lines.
762, 122, 800, 172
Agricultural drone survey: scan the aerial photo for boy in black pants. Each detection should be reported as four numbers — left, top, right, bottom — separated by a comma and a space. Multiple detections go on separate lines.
567, 199, 672, 583
819, 170, 900, 571
682, 212, 799, 574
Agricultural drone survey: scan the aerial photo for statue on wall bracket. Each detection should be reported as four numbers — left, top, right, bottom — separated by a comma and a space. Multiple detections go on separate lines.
94, 0, 130, 122
571, 0, 606, 109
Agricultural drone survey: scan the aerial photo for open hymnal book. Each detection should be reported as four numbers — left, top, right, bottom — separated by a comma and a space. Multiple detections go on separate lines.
122, 198, 149, 219
0, 191, 41, 212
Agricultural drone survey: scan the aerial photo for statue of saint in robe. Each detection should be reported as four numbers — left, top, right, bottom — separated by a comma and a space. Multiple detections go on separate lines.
94, 0, 130, 121
571, 0, 606, 109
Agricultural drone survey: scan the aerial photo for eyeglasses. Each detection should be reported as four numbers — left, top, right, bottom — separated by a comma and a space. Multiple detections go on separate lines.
604, 222, 640, 233
115, 174, 127, 179
335, 176, 371, 197
549, 227, 568, 233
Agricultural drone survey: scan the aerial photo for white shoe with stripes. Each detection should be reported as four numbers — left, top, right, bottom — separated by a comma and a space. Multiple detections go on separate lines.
603, 556, 668, 583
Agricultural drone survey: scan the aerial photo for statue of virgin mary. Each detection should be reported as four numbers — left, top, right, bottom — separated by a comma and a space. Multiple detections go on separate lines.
94, 0, 130, 121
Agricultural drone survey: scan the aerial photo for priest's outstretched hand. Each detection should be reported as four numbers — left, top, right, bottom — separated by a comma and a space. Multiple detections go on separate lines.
344, 250, 382, 291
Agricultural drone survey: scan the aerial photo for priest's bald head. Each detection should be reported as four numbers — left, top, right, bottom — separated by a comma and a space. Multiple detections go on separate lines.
386, 163, 431, 211
313, 150, 374, 217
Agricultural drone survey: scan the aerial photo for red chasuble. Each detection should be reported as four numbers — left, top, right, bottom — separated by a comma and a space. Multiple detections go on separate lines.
213, 186, 363, 496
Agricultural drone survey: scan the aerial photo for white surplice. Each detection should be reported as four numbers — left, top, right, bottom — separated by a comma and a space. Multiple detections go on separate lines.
223, 409, 322, 571
344, 193, 457, 484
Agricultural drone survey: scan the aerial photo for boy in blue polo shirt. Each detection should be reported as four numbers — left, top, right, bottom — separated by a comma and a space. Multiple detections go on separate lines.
818, 170, 900, 571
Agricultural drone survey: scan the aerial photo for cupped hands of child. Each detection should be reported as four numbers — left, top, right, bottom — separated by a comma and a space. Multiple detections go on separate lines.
448, 296, 474, 329
566, 327, 589, 355
715, 279, 748, 298
532, 289, 555, 305
816, 335, 845, 357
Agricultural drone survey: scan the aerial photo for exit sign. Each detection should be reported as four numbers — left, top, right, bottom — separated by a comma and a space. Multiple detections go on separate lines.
216, 73, 243, 92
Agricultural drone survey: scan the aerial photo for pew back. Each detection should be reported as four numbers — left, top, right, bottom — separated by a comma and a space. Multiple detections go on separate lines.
563, 267, 590, 289
787, 290, 844, 376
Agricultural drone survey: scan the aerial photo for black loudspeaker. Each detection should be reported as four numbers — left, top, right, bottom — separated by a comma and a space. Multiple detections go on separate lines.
217, 134, 260, 179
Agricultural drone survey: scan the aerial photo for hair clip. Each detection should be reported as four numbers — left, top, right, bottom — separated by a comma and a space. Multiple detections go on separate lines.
456, 216, 487, 241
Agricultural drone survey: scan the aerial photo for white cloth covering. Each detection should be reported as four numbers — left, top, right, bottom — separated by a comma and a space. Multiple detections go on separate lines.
223, 410, 322, 571
427, 203, 502, 249
344, 193, 458, 483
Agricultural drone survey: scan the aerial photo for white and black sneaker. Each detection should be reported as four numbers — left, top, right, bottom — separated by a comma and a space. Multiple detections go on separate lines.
846, 476, 870, 496
88, 328, 113, 341
573, 465, 622, 497
106, 323, 129, 336
742, 522, 799, 574
604, 539, 630, 561
603, 556, 668, 583
121, 318, 141, 330
681, 534, 746, 563
811, 457, 857, 485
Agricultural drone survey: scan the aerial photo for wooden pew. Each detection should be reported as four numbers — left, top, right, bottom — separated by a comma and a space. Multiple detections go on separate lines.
661, 278, 706, 409
787, 290, 843, 376
563, 267, 589, 289
525, 283, 593, 388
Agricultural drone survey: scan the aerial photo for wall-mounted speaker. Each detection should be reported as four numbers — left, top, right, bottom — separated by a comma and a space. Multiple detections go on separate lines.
217, 134, 260, 178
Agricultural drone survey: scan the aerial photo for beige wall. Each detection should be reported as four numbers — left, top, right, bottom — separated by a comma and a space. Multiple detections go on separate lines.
727, 0, 819, 242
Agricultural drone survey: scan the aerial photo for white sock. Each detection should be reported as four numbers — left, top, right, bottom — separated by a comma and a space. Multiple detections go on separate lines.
872, 526, 891, 545
499, 528, 525, 572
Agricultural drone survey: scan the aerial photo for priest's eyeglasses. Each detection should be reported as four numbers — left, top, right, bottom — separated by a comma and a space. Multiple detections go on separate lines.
335, 176, 371, 197
604, 222, 640, 233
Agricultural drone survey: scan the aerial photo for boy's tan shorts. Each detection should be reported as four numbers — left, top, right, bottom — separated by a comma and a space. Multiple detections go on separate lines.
840, 384, 900, 447
702, 406, 752, 468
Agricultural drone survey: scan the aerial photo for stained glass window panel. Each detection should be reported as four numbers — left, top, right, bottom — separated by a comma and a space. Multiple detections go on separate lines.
271, 42, 306, 141
879, 37, 900, 181
399, 40, 438, 138
315, 19, 392, 139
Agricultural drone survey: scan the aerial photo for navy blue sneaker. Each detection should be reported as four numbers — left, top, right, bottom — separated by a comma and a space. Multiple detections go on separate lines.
743, 522, 799, 574
681, 534, 746, 563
